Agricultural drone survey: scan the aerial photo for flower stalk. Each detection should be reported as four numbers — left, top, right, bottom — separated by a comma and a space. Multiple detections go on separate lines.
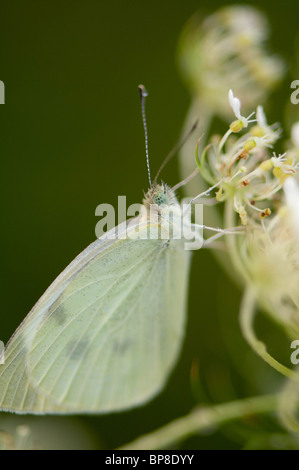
119, 394, 278, 450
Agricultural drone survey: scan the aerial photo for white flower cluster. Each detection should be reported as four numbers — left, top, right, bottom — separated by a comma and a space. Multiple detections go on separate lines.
196, 90, 299, 350
197, 90, 298, 226
178, 5, 285, 119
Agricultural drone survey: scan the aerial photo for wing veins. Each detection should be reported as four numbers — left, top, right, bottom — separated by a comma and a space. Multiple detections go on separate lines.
28, 244, 160, 394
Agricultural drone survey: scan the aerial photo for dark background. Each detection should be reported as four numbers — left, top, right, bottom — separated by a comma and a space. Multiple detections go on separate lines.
0, 0, 298, 449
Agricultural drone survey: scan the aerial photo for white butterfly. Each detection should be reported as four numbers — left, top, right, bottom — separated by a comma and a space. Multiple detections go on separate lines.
0, 86, 197, 414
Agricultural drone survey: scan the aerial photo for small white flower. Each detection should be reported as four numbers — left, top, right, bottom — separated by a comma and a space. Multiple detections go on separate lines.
256, 105, 267, 128
284, 177, 299, 237
228, 89, 242, 119
271, 152, 288, 167
271, 152, 298, 172
254, 135, 273, 149
242, 135, 273, 153
228, 89, 255, 128
254, 105, 281, 144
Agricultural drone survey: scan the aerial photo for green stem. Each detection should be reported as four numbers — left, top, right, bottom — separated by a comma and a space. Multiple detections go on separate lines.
240, 288, 297, 379
119, 394, 278, 450
217, 128, 232, 162
223, 199, 249, 284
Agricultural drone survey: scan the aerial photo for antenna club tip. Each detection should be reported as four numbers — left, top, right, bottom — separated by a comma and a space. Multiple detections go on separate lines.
138, 84, 148, 97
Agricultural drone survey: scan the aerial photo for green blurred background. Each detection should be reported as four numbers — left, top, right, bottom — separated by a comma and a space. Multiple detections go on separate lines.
1, 0, 299, 450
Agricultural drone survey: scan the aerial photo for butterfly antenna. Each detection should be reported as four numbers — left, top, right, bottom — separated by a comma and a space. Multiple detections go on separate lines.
153, 120, 199, 183
138, 84, 152, 188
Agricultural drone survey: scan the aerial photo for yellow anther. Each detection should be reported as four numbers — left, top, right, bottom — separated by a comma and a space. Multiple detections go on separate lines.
260, 208, 271, 219
240, 179, 250, 187
251, 125, 266, 138
259, 159, 273, 171
243, 139, 256, 152
230, 119, 244, 133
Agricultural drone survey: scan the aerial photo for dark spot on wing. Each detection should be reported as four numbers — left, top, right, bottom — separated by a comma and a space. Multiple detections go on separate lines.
112, 339, 131, 354
66, 338, 90, 361
47, 297, 67, 325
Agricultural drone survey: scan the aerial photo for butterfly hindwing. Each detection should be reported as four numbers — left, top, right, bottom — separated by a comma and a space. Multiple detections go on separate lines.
0, 221, 190, 414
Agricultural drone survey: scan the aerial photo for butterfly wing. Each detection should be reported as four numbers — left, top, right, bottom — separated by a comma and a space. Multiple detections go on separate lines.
0, 220, 191, 414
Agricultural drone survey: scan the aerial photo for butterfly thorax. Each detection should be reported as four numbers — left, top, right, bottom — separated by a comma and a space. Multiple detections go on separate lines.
140, 183, 184, 241
143, 182, 178, 213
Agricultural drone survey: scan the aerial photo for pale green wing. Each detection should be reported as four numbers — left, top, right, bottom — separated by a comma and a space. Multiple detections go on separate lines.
0, 224, 128, 414
0, 221, 190, 414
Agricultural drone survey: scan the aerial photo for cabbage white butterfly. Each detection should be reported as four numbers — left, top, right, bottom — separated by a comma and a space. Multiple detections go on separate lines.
0, 86, 196, 414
